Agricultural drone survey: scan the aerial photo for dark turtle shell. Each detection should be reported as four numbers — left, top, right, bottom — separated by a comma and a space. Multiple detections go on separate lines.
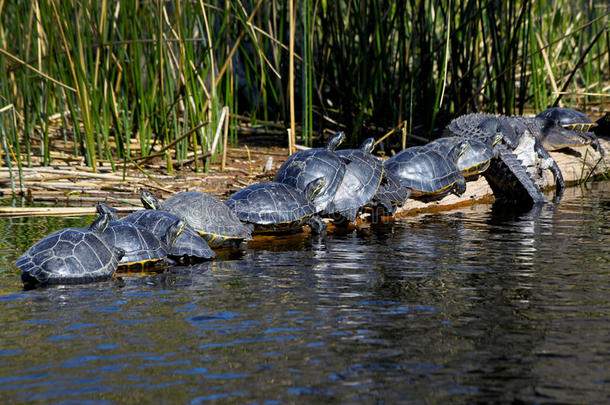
97, 219, 184, 267
225, 181, 320, 233
119, 208, 216, 261
141, 191, 252, 248
384, 146, 466, 198
274, 131, 346, 212
323, 138, 384, 222
537, 107, 596, 133
426, 137, 493, 177
15, 214, 124, 285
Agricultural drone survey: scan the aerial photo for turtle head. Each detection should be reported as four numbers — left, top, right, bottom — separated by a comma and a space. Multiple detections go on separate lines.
96, 202, 120, 221
304, 177, 327, 202
141, 191, 162, 210
536, 107, 596, 133
89, 213, 110, 234
163, 219, 187, 250
359, 137, 376, 153
326, 131, 346, 151
451, 176, 467, 197
478, 117, 519, 148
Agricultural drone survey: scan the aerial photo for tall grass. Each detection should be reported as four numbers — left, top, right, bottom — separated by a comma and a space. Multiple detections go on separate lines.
0, 0, 607, 179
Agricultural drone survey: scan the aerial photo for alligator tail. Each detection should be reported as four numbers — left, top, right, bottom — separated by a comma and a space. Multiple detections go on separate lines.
484, 144, 546, 206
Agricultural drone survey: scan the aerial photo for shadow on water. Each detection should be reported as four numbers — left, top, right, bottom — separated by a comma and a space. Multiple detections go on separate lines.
0, 182, 608, 403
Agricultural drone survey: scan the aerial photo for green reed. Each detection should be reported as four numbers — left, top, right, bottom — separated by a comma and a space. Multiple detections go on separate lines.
0, 0, 607, 177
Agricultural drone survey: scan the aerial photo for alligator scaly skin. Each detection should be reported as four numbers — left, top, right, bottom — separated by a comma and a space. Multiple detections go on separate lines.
445, 113, 549, 204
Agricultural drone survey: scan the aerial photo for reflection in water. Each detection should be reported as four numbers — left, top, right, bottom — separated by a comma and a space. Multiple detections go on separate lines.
0, 183, 608, 402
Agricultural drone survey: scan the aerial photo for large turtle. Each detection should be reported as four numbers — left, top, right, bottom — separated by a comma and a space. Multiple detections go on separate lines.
141, 191, 252, 248
15, 213, 124, 285
322, 138, 384, 224
225, 179, 326, 234
425, 137, 495, 178
107, 204, 216, 262
274, 131, 346, 212
384, 146, 466, 200
94, 204, 185, 267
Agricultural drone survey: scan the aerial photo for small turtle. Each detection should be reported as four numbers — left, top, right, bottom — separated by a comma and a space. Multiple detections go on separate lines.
105, 204, 216, 262
93, 209, 185, 267
322, 137, 384, 224
141, 191, 252, 248
275, 131, 346, 212
536, 107, 604, 155
384, 146, 466, 200
426, 137, 494, 178
15, 214, 124, 285
225, 179, 326, 234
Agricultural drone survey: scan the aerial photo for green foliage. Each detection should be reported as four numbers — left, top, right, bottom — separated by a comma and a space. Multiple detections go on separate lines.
0, 0, 607, 173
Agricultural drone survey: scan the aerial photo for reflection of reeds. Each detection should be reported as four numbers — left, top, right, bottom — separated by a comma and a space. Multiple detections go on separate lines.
0, 1, 607, 178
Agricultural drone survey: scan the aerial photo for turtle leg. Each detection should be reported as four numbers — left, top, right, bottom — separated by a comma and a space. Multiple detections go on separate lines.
307, 216, 327, 234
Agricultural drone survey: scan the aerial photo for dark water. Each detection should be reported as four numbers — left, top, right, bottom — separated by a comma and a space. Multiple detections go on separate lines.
0, 183, 609, 403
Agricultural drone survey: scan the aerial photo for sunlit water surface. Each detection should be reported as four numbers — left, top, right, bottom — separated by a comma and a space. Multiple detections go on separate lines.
0, 183, 608, 403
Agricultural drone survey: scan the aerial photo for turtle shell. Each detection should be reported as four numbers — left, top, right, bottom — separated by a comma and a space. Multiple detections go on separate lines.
323, 138, 384, 222
225, 182, 316, 233
97, 221, 170, 266
537, 107, 596, 133
427, 137, 492, 177
155, 192, 252, 248
274, 132, 346, 212
121, 209, 216, 261
373, 170, 410, 205
384, 146, 466, 198
15, 214, 123, 285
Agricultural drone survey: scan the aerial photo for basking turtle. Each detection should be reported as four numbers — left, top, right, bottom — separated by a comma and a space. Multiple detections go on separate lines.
425, 137, 494, 178
274, 131, 346, 212
141, 191, 252, 248
110, 205, 216, 262
322, 138, 384, 224
15, 213, 124, 285
93, 205, 185, 267
225, 179, 326, 234
536, 107, 604, 155
368, 169, 411, 217
384, 146, 466, 200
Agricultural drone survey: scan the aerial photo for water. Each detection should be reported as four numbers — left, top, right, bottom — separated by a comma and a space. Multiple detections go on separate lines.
0, 183, 608, 403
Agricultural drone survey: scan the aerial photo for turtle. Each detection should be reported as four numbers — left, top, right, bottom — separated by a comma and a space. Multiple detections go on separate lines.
93, 206, 185, 267
367, 169, 411, 217
15, 213, 125, 285
102, 204, 216, 263
141, 191, 252, 248
425, 137, 495, 178
322, 137, 385, 224
225, 179, 327, 234
384, 146, 466, 200
274, 131, 346, 212
535, 107, 604, 155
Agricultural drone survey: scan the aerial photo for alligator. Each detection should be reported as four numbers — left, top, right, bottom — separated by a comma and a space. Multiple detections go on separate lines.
444, 108, 604, 206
